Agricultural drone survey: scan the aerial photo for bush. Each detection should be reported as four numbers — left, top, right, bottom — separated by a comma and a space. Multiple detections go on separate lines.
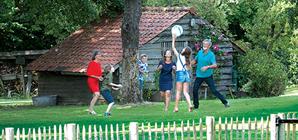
239, 49, 287, 97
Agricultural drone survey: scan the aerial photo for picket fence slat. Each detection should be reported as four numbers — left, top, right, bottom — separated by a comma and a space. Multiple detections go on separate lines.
122, 123, 126, 140
174, 121, 177, 140
38, 127, 42, 140
266, 116, 270, 140
224, 117, 228, 140
76, 125, 80, 140
193, 120, 197, 140
286, 113, 291, 140
248, 118, 251, 140
16, 128, 20, 140
99, 125, 103, 140
105, 124, 108, 140
154, 122, 158, 140
218, 117, 222, 140
1, 129, 4, 140
230, 117, 233, 140
293, 113, 296, 140
59, 125, 62, 140
33, 128, 36, 140
148, 123, 152, 140
181, 120, 184, 140
187, 120, 190, 140
116, 124, 120, 140
199, 118, 203, 140
22, 128, 26, 140
94, 125, 98, 140
161, 122, 165, 140
54, 125, 57, 140
254, 117, 257, 140
28, 128, 31, 140
141, 123, 145, 140
88, 125, 91, 140
167, 122, 170, 140
82, 125, 86, 140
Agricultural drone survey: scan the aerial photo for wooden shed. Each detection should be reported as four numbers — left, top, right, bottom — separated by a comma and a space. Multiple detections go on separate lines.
27, 7, 244, 104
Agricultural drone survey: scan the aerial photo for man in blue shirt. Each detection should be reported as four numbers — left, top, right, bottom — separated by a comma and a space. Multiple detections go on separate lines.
192, 39, 230, 109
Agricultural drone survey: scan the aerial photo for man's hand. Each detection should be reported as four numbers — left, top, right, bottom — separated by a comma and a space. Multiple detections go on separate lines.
98, 76, 104, 81
200, 66, 209, 72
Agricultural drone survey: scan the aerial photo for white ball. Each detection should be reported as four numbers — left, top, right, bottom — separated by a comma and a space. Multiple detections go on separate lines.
171, 25, 183, 37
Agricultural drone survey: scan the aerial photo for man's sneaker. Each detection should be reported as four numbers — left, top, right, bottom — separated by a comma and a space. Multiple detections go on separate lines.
88, 110, 97, 115
104, 112, 111, 117
224, 102, 230, 108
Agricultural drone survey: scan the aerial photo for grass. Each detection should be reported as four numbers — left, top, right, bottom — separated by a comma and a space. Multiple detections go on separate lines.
0, 95, 297, 130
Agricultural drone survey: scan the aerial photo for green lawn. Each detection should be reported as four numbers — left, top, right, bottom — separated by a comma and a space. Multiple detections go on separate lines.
0, 96, 297, 130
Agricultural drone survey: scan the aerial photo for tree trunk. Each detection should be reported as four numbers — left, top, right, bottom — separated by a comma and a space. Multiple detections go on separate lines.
120, 0, 142, 103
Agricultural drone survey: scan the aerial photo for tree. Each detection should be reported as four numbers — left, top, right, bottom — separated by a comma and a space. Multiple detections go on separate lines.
120, 0, 142, 103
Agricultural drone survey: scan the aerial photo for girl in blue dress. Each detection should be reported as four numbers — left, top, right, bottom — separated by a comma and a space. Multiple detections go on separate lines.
157, 50, 176, 111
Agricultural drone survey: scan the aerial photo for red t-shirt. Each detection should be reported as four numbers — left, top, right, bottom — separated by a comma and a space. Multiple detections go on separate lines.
86, 61, 102, 93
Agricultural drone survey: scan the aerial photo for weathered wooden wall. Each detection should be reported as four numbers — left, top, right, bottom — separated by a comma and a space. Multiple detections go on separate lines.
139, 13, 236, 100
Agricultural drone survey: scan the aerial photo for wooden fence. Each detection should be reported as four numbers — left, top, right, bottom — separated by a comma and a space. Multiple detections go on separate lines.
1, 112, 297, 140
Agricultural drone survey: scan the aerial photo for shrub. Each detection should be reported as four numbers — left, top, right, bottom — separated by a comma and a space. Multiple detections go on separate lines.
239, 48, 287, 97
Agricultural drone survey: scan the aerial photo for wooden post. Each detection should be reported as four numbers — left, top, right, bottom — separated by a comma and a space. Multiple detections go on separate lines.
65, 123, 77, 140
5, 128, 14, 140
129, 122, 138, 140
277, 113, 285, 140
206, 116, 214, 140
270, 114, 278, 140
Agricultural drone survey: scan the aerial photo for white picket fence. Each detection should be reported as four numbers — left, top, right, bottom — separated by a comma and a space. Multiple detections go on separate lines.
1, 112, 297, 140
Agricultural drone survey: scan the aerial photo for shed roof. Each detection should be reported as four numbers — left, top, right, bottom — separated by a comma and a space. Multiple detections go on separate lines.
27, 7, 194, 73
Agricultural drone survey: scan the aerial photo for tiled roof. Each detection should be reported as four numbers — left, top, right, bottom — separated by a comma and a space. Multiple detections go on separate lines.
27, 7, 194, 73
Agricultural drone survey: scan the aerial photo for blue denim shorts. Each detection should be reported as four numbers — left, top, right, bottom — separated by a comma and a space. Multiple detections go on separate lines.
176, 71, 191, 82
101, 89, 114, 104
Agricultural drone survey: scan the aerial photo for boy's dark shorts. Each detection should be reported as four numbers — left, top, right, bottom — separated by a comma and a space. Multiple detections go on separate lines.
101, 89, 114, 104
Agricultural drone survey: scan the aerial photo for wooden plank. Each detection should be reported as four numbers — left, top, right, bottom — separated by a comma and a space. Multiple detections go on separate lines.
230, 117, 233, 140
174, 121, 177, 140
270, 114, 278, 140
22, 128, 26, 140
254, 118, 257, 140
292, 113, 296, 140
88, 125, 92, 140
116, 124, 120, 140
167, 122, 171, 140
224, 118, 228, 140
94, 125, 98, 140
241, 118, 245, 140
16, 128, 20, 140
105, 124, 108, 140
33, 128, 36, 140
277, 113, 285, 140
206, 116, 214, 140
82, 125, 86, 140
218, 117, 222, 140
199, 118, 203, 140
129, 122, 138, 140
181, 121, 184, 140
48, 126, 51, 140
110, 124, 114, 140
248, 118, 251, 140
38, 127, 42, 140
141, 123, 145, 140
76, 125, 80, 140
266, 116, 269, 140
25, 72, 32, 98
261, 117, 264, 140
53, 125, 57, 140
5, 128, 14, 140
161, 122, 165, 140
187, 120, 190, 140
99, 125, 103, 140
236, 117, 239, 140
122, 123, 126, 140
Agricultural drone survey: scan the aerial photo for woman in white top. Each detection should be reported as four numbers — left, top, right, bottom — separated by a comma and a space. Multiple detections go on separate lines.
172, 34, 193, 112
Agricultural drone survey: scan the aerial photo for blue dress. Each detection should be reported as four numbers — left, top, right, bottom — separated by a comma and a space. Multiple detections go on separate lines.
158, 61, 176, 91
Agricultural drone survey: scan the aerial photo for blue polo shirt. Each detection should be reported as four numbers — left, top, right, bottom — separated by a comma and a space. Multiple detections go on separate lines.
195, 50, 216, 78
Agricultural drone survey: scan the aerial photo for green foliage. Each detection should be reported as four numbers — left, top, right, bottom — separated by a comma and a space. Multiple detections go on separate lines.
0, 0, 124, 52
239, 48, 287, 97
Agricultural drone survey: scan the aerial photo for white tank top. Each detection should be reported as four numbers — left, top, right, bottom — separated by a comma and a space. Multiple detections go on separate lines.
176, 54, 188, 71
